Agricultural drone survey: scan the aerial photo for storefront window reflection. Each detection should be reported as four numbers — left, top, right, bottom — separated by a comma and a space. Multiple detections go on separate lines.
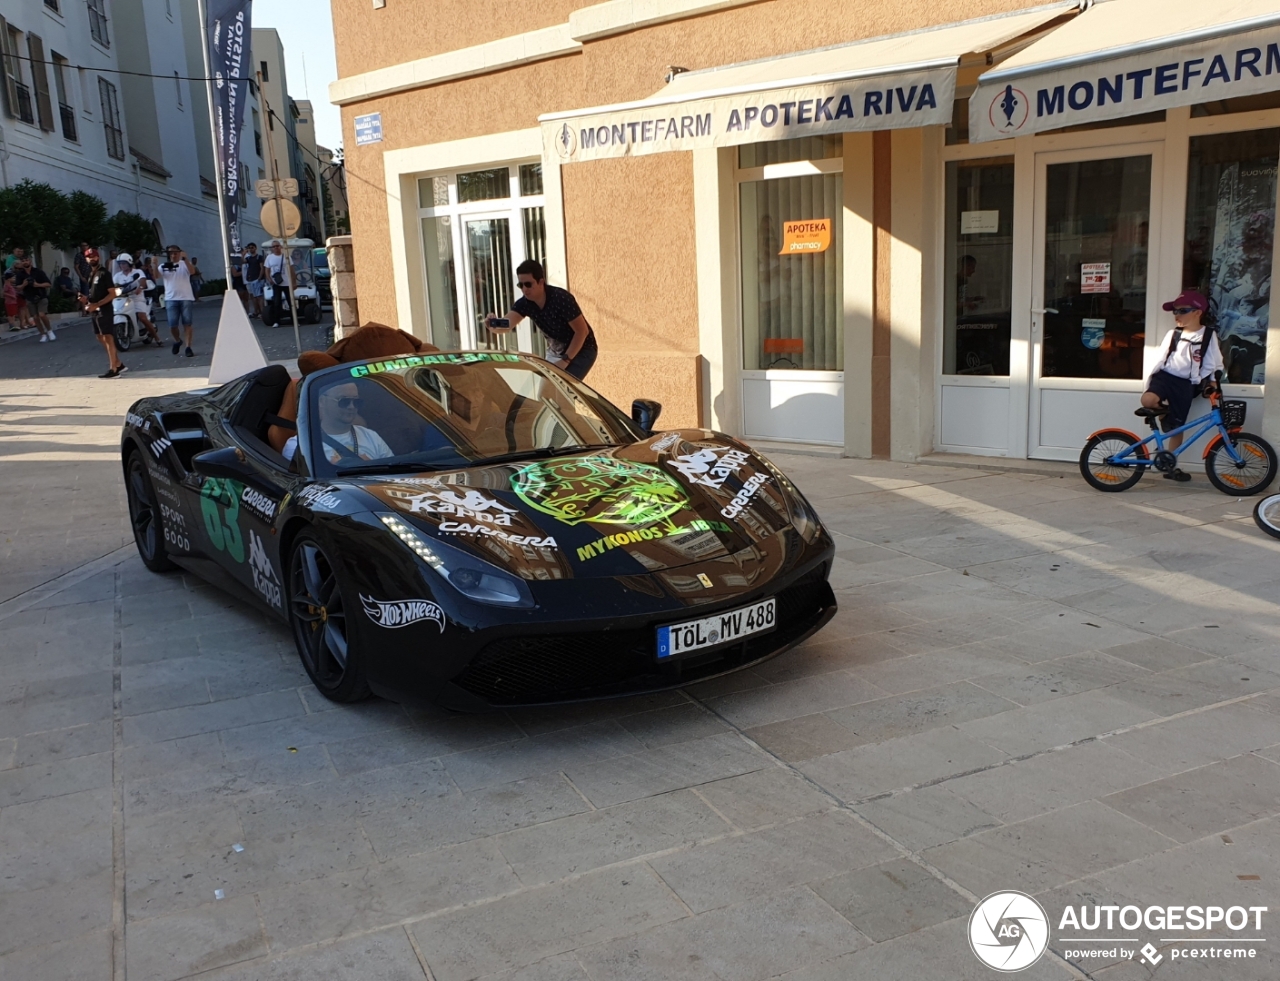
1183, 129, 1278, 384
1042, 155, 1151, 379
740, 172, 843, 371
421, 215, 460, 349
944, 159, 1013, 374
739, 135, 841, 168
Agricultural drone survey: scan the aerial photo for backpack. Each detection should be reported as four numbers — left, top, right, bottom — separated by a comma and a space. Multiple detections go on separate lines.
1158, 325, 1216, 384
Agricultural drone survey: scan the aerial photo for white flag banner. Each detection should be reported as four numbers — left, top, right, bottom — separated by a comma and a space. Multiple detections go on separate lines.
543, 68, 955, 164
971, 26, 1280, 143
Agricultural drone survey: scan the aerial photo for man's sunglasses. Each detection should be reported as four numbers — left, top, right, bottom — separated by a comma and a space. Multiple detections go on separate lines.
324, 396, 364, 409
1171, 306, 1199, 315
517, 280, 537, 289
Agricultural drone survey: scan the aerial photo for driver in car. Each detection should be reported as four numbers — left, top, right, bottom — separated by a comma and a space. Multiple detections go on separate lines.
283, 380, 395, 464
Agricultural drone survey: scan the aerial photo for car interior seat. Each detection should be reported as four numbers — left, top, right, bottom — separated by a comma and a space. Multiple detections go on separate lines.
231, 364, 293, 460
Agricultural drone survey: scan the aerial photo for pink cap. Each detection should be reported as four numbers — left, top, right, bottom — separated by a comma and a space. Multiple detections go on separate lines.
1161, 289, 1208, 312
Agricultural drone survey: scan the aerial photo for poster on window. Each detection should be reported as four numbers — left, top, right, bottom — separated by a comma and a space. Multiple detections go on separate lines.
1206, 162, 1275, 385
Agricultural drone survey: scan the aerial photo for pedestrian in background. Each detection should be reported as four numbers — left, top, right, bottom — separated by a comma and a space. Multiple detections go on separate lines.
230, 252, 250, 311
264, 240, 293, 327
75, 243, 92, 293
159, 244, 197, 357
486, 259, 598, 379
78, 247, 126, 378
5, 246, 25, 272
55, 267, 77, 300
4, 270, 26, 331
189, 256, 205, 300
242, 242, 265, 318
15, 258, 55, 342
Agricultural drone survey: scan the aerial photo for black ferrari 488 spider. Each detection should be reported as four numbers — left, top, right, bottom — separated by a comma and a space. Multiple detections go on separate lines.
121, 352, 836, 708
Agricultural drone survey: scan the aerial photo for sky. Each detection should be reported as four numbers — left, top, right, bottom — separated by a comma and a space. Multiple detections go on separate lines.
251, 0, 342, 152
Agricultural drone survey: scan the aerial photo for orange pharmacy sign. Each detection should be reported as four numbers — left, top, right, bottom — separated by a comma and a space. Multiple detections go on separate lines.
779, 218, 831, 254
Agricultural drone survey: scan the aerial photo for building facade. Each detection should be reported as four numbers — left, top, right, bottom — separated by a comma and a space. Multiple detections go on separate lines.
330, 0, 1280, 460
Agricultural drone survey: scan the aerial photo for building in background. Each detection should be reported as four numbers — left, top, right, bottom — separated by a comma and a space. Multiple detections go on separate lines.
319, 146, 348, 234
328, 0, 1280, 461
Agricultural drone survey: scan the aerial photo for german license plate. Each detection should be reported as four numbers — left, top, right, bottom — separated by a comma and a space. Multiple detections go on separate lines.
656, 598, 776, 660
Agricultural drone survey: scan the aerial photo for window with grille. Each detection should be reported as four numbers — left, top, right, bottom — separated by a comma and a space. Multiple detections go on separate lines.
52, 54, 76, 140
2, 26, 32, 124
87, 0, 110, 48
98, 77, 124, 159
27, 35, 55, 132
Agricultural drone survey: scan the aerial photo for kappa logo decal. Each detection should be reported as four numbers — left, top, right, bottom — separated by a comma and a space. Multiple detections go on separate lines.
240, 485, 279, 523
396, 486, 518, 526
666, 446, 752, 490
248, 530, 282, 610
360, 594, 445, 631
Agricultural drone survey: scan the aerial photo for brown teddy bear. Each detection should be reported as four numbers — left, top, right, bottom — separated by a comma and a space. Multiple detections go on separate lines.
268, 322, 437, 452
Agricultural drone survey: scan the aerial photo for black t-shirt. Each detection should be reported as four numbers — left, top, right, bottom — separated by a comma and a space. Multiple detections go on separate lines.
513, 284, 590, 347
15, 267, 50, 301
243, 254, 264, 282
86, 267, 112, 305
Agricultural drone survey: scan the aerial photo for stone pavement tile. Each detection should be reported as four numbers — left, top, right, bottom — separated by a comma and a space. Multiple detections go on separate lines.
1101, 753, 1280, 843
125, 804, 245, 920
682, 665, 773, 700
778, 916, 1075, 981
0, 868, 112, 955
409, 865, 687, 981
828, 553, 947, 589
747, 635, 880, 685
355, 772, 586, 860
20, 668, 113, 705
0, 691, 113, 739
943, 742, 1167, 824
825, 682, 1021, 747
121, 731, 224, 780
0, 929, 111, 981
810, 858, 973, 942
13, 719, 111, 767
496, 789, 730, 886
855, 785, 1001, 852
503, 691, 687, 737
576, 886, 870, 981
125, 894, 268, 981
700, 671, 888, 730
216, 700, 412, 759
0, 738, 13, 771
798, 728, 1009, 801
1105, 701, 1280, 771
1034, 876, 1149, 973
122, 689, 307, 745
197, 927, 427, 981
1159, 622, 1273, 656
563, 731, 770, 808
958, 689, 1160, 756
648, 809, 897, 913
846, 645, 1030, 695
1093, 946, 1276, 981
968, 652, 1149, 706
257, 837, 519, 952
442, 721, 645, 793
805, 597, 924, 638
745, 713, 860, 763
922, 801, 1173, 897
123, 743, 337, 820
615, 702, 729, 749
981, 610, 1149, 663
1109, 659, 1280, 717
1102, 636, 1216, 671
122, 677, 214, 716
0, 788, 112, 895
323, 717, 518, 777
0, 751, 111, 807
870, 612, 1019, 658
693, 766, 834, 831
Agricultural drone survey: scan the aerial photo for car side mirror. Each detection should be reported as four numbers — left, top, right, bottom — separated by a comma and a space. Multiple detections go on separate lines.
631, 399, 662, 434
192, 446, 283, 496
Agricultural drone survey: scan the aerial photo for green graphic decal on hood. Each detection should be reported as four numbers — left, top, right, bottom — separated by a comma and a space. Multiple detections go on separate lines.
511, 457, 689, 527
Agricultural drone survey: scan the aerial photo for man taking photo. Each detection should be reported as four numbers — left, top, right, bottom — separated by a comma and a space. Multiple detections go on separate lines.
159, 245, 197, 356
485, 260, 598, 379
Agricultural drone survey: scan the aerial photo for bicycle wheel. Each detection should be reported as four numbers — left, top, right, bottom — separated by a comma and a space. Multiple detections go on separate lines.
1254, 493, 1280, 539
1205, 431, 1277, 496
1080, 430, 1148, 492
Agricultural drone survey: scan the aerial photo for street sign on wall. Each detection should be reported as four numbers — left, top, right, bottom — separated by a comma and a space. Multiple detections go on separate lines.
354, 112, 383, 145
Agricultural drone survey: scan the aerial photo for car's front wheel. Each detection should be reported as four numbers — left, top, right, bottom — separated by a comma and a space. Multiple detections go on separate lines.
125, 451, 176, 572
288, 532, 371, 703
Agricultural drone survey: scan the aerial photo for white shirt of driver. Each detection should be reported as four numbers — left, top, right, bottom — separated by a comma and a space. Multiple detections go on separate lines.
1153, 327, 1224, 384
281, 426, 393, 464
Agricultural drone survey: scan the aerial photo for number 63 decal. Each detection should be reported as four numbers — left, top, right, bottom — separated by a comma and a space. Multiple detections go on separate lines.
200, 477, 245, 563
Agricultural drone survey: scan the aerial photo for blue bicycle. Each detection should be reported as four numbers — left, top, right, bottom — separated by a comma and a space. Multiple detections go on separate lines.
1079, 381, 1277, 496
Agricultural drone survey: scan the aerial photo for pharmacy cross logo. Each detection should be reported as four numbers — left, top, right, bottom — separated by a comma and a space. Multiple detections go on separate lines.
969, 891, 1050, 972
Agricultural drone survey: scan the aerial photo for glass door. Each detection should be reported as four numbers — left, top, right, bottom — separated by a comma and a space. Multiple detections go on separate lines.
460, 213, 518, 352
1029, 145, 1162, 459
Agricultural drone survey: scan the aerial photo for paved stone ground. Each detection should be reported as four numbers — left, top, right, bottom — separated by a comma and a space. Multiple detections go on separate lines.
2, 343, 1279, 979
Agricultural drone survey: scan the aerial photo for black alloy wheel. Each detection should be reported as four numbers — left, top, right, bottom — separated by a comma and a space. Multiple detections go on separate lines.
288, 533, 371, 702
125, 452, 175, 572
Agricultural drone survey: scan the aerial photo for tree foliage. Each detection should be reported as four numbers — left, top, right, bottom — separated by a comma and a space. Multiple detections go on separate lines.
107, 210, 160, 257
0, 183, 156, 258
64, 191, 109, 249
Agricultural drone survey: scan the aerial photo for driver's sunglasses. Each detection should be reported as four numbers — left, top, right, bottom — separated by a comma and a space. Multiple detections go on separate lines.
325, 396, 364, 409
1171, 306, 1198, 315
517, 280, 537, 289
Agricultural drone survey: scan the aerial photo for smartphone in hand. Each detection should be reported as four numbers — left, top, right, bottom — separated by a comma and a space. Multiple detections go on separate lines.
489, 317, 510, 328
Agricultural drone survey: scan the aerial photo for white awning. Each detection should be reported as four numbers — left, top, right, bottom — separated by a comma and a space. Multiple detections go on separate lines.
970, 0, 1280, 142
540, 5, 1075, 164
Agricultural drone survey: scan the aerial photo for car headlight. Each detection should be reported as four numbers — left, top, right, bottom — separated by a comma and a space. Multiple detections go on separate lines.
377, 513, 534, 608
752, 453, 821, 543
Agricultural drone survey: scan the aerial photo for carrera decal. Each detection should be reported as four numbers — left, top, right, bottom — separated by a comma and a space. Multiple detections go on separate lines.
199, 477, 245, 563
437, 522, 557, 547
360, 594, 445, 631
722, 472, 770, 520
575, 518, 729, 562
511, 457, 689, 527
295, 484, 342, 511
666, 446, 751, 490
239, 485, 279, 523
248, 530, 282, 609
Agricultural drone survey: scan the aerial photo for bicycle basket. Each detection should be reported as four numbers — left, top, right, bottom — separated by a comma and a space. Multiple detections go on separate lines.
1222, 400, 1247, 429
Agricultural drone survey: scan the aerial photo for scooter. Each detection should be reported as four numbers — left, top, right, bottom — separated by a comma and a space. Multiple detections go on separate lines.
111, 281, 160, 352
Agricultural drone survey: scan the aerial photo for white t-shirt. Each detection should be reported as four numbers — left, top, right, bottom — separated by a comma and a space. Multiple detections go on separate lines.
159, 261, 195, 302
112, 269, 149, 311
282, 425, 394, 464
1153, 327, 1224, 384
264, 252, 291, 287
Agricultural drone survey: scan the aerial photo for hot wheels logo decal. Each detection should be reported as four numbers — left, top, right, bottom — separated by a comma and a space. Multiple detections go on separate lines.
359, 594, 445, 631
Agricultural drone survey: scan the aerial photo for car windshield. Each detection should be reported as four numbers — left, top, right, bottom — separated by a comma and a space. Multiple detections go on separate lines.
313, 249, 329, 271
304, 352, 644, 477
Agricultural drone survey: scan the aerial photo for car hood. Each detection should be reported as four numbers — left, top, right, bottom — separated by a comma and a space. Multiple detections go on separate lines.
353, 431, 804, 582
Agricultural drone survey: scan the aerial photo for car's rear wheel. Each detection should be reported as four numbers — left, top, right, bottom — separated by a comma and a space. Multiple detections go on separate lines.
288, 533, 371, 702
125, 451, 175, 572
